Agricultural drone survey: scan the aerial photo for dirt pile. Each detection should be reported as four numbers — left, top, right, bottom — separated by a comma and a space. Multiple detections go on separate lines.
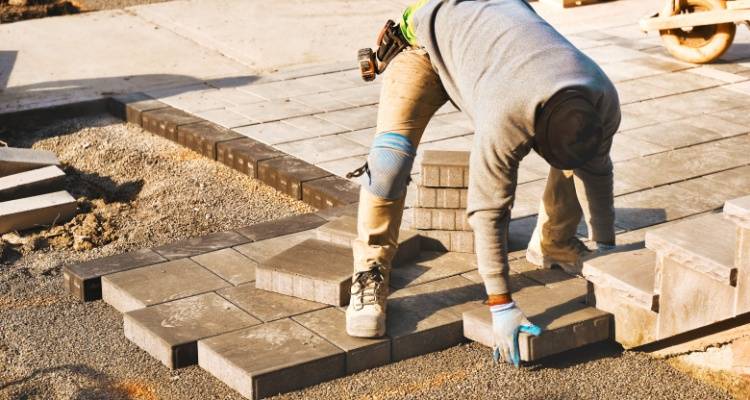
0, 0, 80, 23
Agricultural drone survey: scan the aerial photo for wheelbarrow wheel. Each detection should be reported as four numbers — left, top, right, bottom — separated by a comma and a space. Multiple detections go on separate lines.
659, 0, 735, 63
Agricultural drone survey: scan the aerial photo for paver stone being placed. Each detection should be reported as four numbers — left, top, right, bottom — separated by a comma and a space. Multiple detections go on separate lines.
153, 230, 249, 260
463, 284, 612, 361
236, 213, 325, 242
724, 195, 750, 314
124, 292, 261, 369
390, 251, 477, 289
101, 258, 231, 313
0, 190, 77, 234
0, 147, 60, 177
198, 318, 345, 400
217, 283, 327, 322
314, 215, 420, 267
255, 239, 353, 306
64, 248, 166, 302
191, 248, 257, 286
387, 275, 485, 361
293, 307, 390, 374
0, 165, 65, 201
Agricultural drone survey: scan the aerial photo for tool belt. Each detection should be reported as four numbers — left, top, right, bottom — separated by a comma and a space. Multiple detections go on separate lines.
358, 20, 410, 81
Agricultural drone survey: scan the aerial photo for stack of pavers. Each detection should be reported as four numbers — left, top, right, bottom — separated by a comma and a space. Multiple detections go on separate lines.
0, 147, 76, 234
413, 150, 474, 253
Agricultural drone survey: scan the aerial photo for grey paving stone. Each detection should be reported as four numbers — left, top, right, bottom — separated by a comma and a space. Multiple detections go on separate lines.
198, 319, 345, 400
231, 99, 321, 123
613, 183, 717, 231
236, 213, 325, 242
217, 283, 327, 322
0, 165, 65, 201
316, 105, 378, 131
420, 119, 474, 143
291, 90, 356, 112
609, 134, 668, 162
153, 231, 250, 260
238, 79, 323, 100
233, 121, 310, 145
150, 87, 234, 114
63, 248, 166, 302
191, 248, 257, 286
258, 156, 332, 199
326, 85, 382, 107
462, 284, 612, 361
387, 275, 485, 361
282, 115, 349, 136
215, 138, 284, 178
194, 108, 254, 129
420, 150, 469, 188
101, 258, 231, 313
646, 213, 736, 288
339, 128, 375, 148
583, 44, 646, 64
415, 187, 467, 209
724, 195, 750, 314
292, 307, 391, 374
420, 229, 475, 253
301, 176, 359, 209
124, 292, 261, 369
583, 248, 659, 311
292, 72, 362, 92
315, 202, 359, 222
177, 121, 242, 159
316, 156, 368, 180
411, 207, 471, 231
255, 239, 353, 306
107, 93, 169, 124
0, 147, 60, 177
0, 190, 77, 234
314, 215, 420, 267
141, 108, 202, 142
622, 120, 724, 150
656, 256, 736, 339
391, 251, 477, 289
586, 283, 658, 348
276, 135, 369, 165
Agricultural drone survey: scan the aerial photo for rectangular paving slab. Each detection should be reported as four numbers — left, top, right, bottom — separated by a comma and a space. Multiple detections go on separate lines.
586, 283, 658, 348
0, 165, 65, 201
101, 258, 231, 313
236, 213, 325, 242
420, 150, 469, 188
301, 176, 360, 209
724, 195, 750, 314
64, 248, 166, 302
463, 284, 612, 361
141, 107, 201, 142
217, 283, 327, 322
153, 230, 249, 260
191, 248, 257, 286
176, 121, 242, 159
314, 215, 420, 267
216, 138, 284, 178
0, 147, 60, 177
420, 229, 475, 253
292, 307, 390, 374
124, 292, 261, 369
415, 187, 467, 209
412, 207, 471, 231
107, 93, 168, 125
198, 318, 345, 400
258, 156, 332, 200
255, 239, 353, 306
390, 251, 477, 289
0, 190, 77, 234
583, 248, 659, 311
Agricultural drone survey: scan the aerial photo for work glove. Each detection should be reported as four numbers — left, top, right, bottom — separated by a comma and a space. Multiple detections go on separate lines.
490, 302, 542, 368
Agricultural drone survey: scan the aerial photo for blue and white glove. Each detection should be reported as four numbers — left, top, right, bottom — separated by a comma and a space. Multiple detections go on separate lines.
491, 302, 542, 368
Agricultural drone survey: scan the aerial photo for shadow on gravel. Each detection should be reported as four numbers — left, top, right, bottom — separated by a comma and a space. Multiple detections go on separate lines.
63, 166, 144, 204
0, 364, 137, 400
528, 341, 625, 370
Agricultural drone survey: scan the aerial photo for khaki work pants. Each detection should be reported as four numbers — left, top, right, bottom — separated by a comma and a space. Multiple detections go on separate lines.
353, 49, 614, 292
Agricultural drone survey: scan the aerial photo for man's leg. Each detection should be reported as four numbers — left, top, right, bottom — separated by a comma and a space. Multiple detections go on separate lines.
347, 48, 448, 338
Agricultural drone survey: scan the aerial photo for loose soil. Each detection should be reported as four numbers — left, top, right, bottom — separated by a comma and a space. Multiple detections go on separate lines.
0, 0, 170, 23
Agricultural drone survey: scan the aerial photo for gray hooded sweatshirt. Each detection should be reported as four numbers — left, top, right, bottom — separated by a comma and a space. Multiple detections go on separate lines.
412, 0, 621, 294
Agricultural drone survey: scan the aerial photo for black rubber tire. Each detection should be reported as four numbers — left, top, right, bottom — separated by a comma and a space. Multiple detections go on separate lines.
659, 0, 736, 64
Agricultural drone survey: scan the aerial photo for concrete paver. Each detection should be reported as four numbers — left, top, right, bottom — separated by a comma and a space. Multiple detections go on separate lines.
215, 138, 285, 178
217, 283, 327, 322
141, 107, 202, 142
258, 156, 332, 199
390, 251, 477, 289
0, 190, 77, 234
0, 147, 60, 177
301, 175, 360, 209
0, 165, 65, 201
153, 231, 250, 260
124, 292, 261, 369
191, 248, 257, 286
101, 258, 231, 313
108, 93, 169, 125
236, 213, 324, 242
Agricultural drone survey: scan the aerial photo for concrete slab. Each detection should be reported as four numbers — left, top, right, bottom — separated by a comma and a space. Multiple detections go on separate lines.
234, 230, 316, 264
292, 307, 390, 374
387, 276, 485, 361
420, 229, 475, 253
302, 176, 360, 209
231, 100, 320, 124
64, 248, 166, 302
0, 190, 77, 234
314, 215, 420, 267
236, 213, 325, 242
107, 93, 169, 125
415, 187, 468, 209
101, 258, 231, 313
0, 147, 60, 177
316, 105, 378, 131
276, 135, 369, 165
613, 183, 716, 231
412, 207, 471, 231
141, 107, 202, 142
124, 292, 261, 369
234, 121, 311, 146
0, 165, 65, 201
215, 138, 285, 178
217, 283, 327, 322
153, 231, 249, 260
390, 251, 477, 289
583, 248, 659, 311
191, 248, 257, 286
463, 284, 612, 361
197, 319, 345, 400
258, 156, 332, 199
255, 239, 353, 306
176, 121, 242, 159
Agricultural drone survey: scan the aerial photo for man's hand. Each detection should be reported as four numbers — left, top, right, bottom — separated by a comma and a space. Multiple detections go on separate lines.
490, 302, 542, 367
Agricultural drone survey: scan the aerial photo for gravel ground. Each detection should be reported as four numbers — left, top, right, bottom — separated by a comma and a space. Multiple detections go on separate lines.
0, 115, 734, 399
76, 0, 171, 11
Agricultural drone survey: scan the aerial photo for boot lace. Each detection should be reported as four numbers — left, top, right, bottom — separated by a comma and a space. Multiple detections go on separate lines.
351, 266, 384, 309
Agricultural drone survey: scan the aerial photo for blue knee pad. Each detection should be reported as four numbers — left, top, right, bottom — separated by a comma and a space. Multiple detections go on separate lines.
365, 133, 416, 200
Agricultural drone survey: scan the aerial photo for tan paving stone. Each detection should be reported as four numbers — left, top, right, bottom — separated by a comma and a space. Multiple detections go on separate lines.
391, 251, 477, 289
217, 283, 327, 322
191, 248, 257, 286
0, 165, 65, 202
153, 231, 249, 260
233, 121, 309, 145
276, 135, 369, 164
198, 319, 345, 400
0, 190, 77, 234
101, 258, 231, 313
231, 99, 321, 123
0, 147, 60, 177
316, 105, 378, 131
124, 292, 261, 369
234, 230, 316, 262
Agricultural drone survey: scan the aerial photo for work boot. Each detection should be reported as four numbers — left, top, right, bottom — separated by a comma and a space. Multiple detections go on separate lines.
346, 265, 389, 338
526, 235, 593, 275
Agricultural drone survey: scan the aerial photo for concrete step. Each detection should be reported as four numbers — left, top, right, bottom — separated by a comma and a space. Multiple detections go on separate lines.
255, 239, 353, 306
0, 147, 60, 177
646, 213, 740, 339
0, 165, 65, 201
462, 283, 612, 362
583, 248, 660, 348
420, 150, 469, 188
724, 195, 750, 314
314, 215, 420, 267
